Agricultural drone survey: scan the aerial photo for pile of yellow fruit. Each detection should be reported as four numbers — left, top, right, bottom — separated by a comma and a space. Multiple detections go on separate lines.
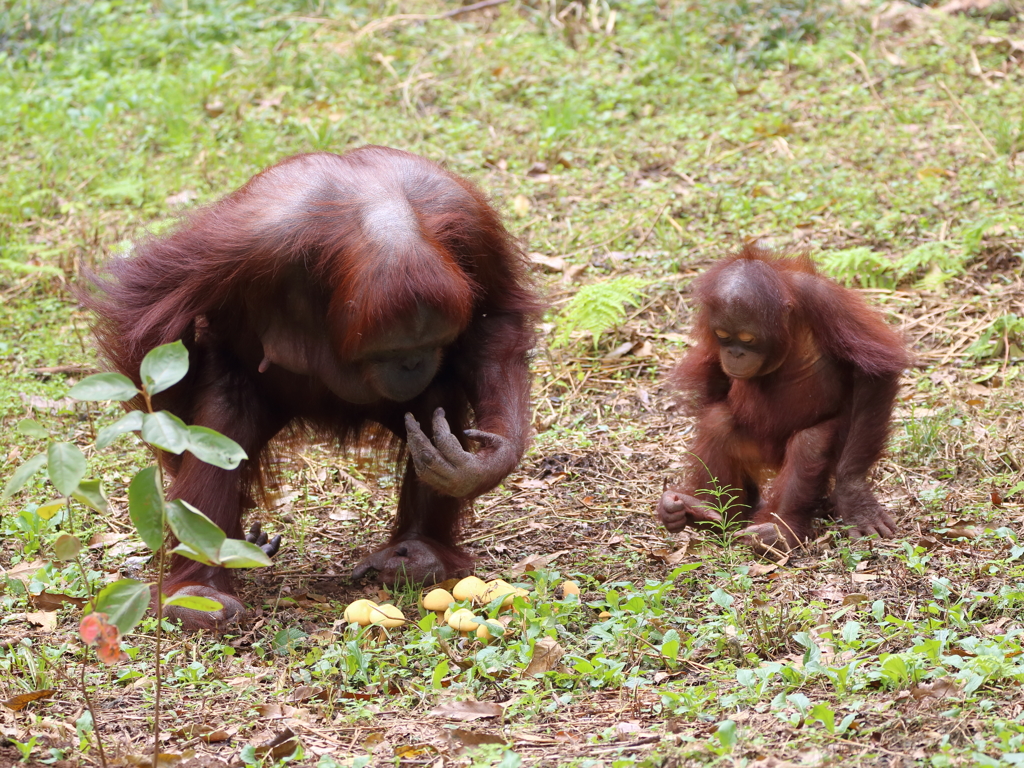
342, 576, 581, 640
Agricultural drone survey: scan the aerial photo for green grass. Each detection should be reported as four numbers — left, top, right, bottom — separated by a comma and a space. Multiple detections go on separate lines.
2, 0, 1024, 766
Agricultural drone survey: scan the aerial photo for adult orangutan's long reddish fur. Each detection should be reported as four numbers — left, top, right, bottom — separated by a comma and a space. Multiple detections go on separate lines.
656, 244, 909, 554
87, 147, 541, 629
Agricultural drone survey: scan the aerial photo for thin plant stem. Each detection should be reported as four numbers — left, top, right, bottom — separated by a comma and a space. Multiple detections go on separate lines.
80, 651, 108, 768
142, 388, 166, 765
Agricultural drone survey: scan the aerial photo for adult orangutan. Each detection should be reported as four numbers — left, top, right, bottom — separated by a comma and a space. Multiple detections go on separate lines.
87, 147, 541, 628
656, 244, 909, 555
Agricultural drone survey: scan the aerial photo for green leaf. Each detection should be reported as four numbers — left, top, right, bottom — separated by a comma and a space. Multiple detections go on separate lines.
787, 692, 811, 714
35, 499, 65, 520
94, 579, 151, 635
54, 533, 82, 561
710, 588, 733, 608
169, 541, 216, 566
128, 467, 165, 551
162, 594, 223, 612
431, 658, 450, 690
810, 703, 836, 734
187, 426, 248, 470
73, 479, 108, 513
96, 411, 143, 449
16, 419, 48, 439
271, 626, 307, 655
668, 563, 701, 578
715, 719, 737, 751
140, 341, 189, 396
837, 713, 857, 735
68, 372, 139, 402
218, 538, 272, 569
2, 453, 47, 499
141, 411, 190, 453
660, 630, 680, 662
166, 499, 224, 564
841, 620, 862, 644
47, 443, 87, 497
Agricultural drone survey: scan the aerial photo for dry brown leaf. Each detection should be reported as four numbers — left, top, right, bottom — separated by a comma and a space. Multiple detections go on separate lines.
2, 689, 56, 711
513, 730, 577, 744
910, 677, 960, 701
811, 584, 845, 602
255, 704, 307, 720
123, 753, 186, 768
361, 732, 385, 748
749, 757, 803, 768
873, 2, 931, 32
394, 744, 438, 759
850, 573, 879, 583
512, 195, 531, 215
976, 34, 1024, 53
24, 611, 58, 631
31, 591, 88, 611
509, 551, 568, 575
19, 395, 75, 412
937, 526, 980, 540
165, 189, 199, 206
614, 721, 644, 739
944, 647, 976, 659
748, 562, 778, 577
842, 593, 870, 606
524, 637, 564, 676
564, 263, 588, 282
88, 532, 132, 548
253, 728, 300, 760
287, 686, 325, 703
650, 547, 689, 566
172, 724, 233, 743
1, 559, 47, 585
602, 341, 635, 361
983, 618, 1011, 635
448, 729, 507, 747
633, 340, 655, 358
529, 253, 566, 272
429, 699, 504, 721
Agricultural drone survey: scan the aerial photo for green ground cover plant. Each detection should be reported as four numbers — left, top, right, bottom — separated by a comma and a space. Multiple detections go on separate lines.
2, 0, 1023, 765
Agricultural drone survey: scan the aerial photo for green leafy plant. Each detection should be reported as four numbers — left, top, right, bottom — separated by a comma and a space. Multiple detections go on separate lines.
893, 242, 967, 290
968, 313, 1024, 361
678, 458, 752, 550
551, 276, 648, 350
818, 247, 897, 289
2, 341, 268, 767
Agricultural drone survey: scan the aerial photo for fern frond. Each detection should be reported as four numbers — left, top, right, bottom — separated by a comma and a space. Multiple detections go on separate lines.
817, 247, 895, 289
552, 276, 648, 350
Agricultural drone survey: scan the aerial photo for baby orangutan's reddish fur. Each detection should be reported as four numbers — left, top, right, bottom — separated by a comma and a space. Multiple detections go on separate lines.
657, 244, 909, 555
87, 147, 541, 629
